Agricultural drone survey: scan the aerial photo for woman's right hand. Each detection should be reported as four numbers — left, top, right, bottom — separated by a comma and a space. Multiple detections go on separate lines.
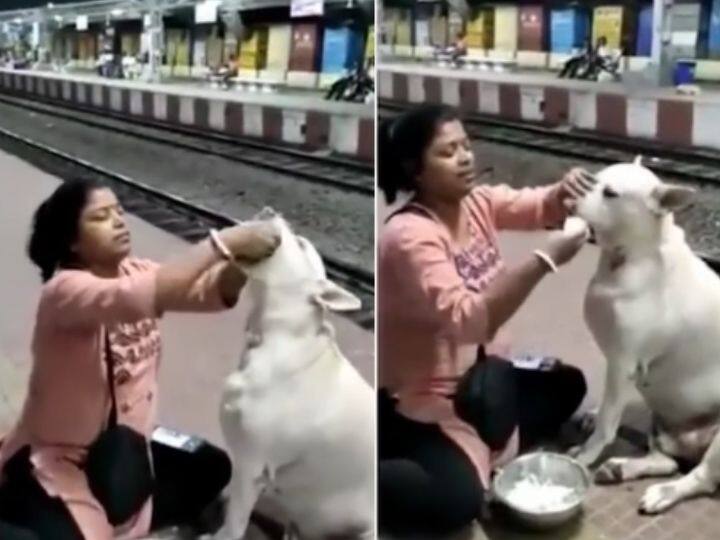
543, 229, 587, 267
219, 222, 281, 263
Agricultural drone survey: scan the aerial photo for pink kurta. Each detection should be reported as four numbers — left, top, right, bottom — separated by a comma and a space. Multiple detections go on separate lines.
378, 184, 566, 488
0, 257, 230, 539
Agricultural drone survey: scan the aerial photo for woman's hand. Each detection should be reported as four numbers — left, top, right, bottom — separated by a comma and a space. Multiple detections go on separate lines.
558, 168, 597, 212
543, 229, 587, 267
219, 222, 281, 263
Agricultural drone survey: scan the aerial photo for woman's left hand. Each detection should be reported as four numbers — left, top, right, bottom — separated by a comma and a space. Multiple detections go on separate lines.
558, 168, 597, 212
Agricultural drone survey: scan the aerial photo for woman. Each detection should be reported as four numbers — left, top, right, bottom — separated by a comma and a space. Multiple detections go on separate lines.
377, 105, 594, 537
0, 179, 280, 539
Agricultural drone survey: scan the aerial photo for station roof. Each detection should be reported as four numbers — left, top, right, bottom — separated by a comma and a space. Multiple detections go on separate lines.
0, 0, 372, 22
1, 1, 92, 9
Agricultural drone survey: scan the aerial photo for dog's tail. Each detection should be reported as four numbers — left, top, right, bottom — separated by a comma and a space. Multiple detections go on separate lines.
633, 155, 643, 166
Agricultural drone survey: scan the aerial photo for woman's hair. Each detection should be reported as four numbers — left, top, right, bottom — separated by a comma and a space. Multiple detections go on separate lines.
378, 104, 461, 204
28, 178, 102, 282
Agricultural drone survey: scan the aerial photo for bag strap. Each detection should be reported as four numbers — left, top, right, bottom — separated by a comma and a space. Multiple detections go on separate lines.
104, 328, 118, 428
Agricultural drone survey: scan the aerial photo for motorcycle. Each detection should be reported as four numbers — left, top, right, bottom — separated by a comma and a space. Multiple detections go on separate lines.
325, 64, 375, 103
561, 48, 623, 82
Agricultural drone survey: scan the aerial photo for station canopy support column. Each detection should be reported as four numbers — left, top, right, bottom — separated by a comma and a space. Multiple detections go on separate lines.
142, 7, 164, 83
649, 0, 675, 86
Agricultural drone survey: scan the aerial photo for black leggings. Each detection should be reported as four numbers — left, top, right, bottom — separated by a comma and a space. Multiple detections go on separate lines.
0, 439, 232, 540
378, 362, 587, 537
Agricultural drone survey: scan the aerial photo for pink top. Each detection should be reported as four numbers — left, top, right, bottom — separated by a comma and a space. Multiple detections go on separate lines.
0, 257, 230, 539
378, 184, 566, 488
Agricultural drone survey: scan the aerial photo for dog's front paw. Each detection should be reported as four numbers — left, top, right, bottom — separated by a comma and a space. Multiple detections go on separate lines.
639, 481, 681, 514
210, 524, 244, 540
569, 441, 604, 467
577, 409, 598, 435
594, 457, 628, 484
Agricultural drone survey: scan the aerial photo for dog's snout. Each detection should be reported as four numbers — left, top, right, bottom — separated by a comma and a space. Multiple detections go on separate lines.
254, 207, 277, 221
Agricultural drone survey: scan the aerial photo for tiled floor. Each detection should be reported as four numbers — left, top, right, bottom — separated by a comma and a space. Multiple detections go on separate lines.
469, 430, 720, 540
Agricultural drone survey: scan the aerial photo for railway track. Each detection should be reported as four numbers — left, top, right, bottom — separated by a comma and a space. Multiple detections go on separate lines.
379, 100, 720, 272
379, 101, 720, 187
0, 125, 375, 330
0, 92, 374, 196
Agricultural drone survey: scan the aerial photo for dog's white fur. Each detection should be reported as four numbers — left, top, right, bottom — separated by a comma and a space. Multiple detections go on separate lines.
216, 208, 374, 539
571, 159, 720, 514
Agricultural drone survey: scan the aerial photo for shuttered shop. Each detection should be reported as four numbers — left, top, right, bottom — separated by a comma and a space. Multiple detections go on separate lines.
518, 5, 545, 51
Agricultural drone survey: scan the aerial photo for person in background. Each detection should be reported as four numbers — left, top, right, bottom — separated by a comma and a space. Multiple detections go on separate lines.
218, 53, 239, 87
586, 35, 611, 78
0, 179, 280, 539
451, 30, 468, 61
377, 105, 594, 537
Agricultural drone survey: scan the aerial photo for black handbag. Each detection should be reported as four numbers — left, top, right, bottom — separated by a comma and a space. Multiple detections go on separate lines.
85, 329, 154, 526
453, 346, 518, 451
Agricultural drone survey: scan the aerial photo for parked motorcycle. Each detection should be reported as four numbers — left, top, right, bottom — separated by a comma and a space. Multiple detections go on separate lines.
325, 63, 374, 102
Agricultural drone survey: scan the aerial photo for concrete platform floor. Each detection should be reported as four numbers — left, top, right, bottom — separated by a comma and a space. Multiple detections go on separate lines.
379, 60, 720, 103
0, 67, 372, 116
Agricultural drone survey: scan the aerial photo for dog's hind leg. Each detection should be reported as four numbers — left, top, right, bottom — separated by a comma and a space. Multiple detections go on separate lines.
595, 451, 679, 484
639, 427, 720, 514
595, 422, 680, 484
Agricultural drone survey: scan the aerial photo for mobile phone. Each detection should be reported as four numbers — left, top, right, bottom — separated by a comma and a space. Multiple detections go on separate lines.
152, 426, 204, 452
511, 355, 560, 371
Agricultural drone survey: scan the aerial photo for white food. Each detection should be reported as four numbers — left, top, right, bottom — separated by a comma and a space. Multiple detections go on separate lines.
563, 216, 590, 240
504, 474, 576, 513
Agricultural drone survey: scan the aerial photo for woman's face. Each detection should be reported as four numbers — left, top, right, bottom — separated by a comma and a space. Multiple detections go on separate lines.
415, 119, 476, 203
72, 188, 131, 268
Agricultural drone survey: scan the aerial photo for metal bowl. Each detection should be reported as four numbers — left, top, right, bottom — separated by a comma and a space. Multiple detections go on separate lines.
492, 451, 591, 530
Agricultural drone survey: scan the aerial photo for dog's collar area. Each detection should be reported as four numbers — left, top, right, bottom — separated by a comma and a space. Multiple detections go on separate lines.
240, 336, 339, 380
609, 248, 627, 272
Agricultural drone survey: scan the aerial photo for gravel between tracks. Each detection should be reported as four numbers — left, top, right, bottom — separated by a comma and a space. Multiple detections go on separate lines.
0, 100, 374, 274
473, 139, 720, 259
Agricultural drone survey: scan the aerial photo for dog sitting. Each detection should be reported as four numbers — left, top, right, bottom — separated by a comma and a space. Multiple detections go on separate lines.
216, 208, 374, 539
570, 158, 720, 514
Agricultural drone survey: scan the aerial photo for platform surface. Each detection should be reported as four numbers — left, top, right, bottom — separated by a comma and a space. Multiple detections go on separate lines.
0, 67, 373, 117
380, 60, 720, 104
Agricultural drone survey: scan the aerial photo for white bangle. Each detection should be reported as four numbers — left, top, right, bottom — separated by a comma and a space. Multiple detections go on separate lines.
209, 228, 233, 261
533, 250, 558, 273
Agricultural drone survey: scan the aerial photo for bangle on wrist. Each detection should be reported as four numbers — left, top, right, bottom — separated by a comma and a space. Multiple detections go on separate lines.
533, 249, 558, 273
209, 228, 233, 261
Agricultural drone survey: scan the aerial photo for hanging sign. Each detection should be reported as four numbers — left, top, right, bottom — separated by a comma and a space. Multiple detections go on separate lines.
195, 0, 220, 24
291, 0, 324, 18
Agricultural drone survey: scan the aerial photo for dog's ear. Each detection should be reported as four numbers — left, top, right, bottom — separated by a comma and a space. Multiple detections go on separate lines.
312, 280, 362, 312
652, 184, 695, 212
633, 155, 643, 166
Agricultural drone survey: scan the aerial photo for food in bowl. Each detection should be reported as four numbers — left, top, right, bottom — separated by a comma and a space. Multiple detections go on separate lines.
503, 473, 577, 513
492, 452, 590, 529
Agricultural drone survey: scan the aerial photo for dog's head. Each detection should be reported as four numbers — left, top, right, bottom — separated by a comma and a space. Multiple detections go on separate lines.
576, 157, 695, 248
238, 207, 362, 312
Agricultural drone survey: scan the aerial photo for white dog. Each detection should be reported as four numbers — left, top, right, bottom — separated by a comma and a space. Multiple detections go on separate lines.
570, 158, 720, 514
216, 208, 375, 539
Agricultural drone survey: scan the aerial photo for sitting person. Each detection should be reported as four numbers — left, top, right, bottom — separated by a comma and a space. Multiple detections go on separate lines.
215, 54, 239, 87
583, 36, 614, 80
0, 179, 280, 539
451, 30, 468, 62
377, 105, 594, 537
